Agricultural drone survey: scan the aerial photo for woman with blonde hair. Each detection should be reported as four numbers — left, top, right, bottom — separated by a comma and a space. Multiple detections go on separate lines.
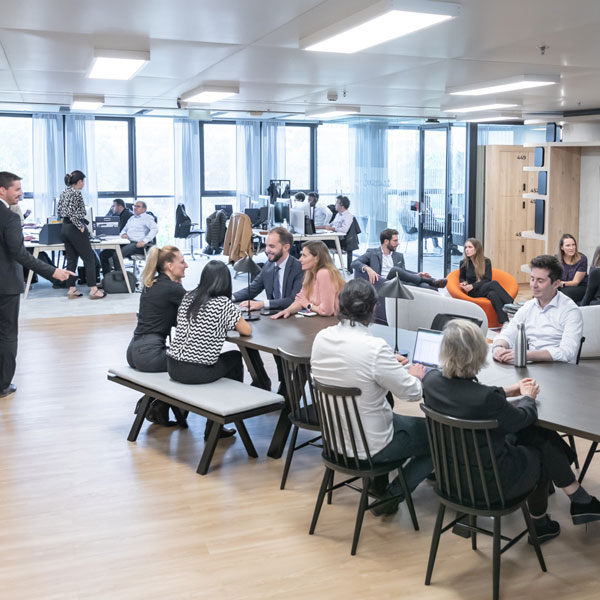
272, 240, 345, 318
459, 237, 513, 324
557, 233, 588, 303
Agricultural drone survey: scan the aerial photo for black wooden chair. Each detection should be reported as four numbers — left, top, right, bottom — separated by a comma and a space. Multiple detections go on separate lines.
277, 349, 322, 490
430, 313, 483, 331
420, 404, 546, 600
309, 378, 419, 556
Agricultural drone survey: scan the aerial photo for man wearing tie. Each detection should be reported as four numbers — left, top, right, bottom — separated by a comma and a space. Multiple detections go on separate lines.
233, 227, 304, 391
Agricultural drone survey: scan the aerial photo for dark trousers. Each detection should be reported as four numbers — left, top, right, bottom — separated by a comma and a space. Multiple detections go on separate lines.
560, 285, 587, 304
61, 223, 97, 288
388, 266, 437, 291
468, 280, 513, 323
244, 348, 284, 392
0, 294, 20, 390
167, 351, 244, 385
101, 243, 148, 275
127, 334, 168, 372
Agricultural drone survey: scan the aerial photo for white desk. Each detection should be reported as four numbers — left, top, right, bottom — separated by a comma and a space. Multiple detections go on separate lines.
24, 237, 132, 298
253, 229, 346, 270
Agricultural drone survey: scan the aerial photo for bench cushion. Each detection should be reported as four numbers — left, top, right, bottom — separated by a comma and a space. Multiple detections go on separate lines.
108, 366, 283, 416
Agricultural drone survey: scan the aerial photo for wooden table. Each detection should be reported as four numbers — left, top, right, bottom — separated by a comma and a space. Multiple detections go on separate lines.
24, 236, 132, 298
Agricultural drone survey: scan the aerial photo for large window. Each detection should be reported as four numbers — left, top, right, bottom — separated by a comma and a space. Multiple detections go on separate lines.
284, 125, 311, 190
317, 123, 351, 202
136, 117, 174, 196
202, 123, 236, 193
95, 118, 132, 194
0, 115, 33, 194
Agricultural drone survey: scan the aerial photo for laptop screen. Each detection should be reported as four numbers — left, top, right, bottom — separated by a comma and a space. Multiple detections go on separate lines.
412, 328, 443, 368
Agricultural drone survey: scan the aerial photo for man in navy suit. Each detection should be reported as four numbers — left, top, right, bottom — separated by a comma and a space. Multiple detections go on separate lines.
352, 228, 447, 291
233, 227, 304, 391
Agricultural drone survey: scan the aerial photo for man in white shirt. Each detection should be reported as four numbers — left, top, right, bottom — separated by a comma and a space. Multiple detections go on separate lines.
317, 195, 353, 234
311, 278, 431, 515
493, 254, 583, 364
308, 192, 332, 227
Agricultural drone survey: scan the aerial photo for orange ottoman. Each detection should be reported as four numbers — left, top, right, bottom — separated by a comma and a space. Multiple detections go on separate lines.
447, 268, 518, 328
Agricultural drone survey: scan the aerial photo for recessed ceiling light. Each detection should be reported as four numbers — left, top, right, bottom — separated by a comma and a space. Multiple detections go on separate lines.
443, 103, 519, 113
182, 84, 240, 104
448, 75, 559, 96
71, 95, 105, 110
300, 0, 460, 54
305, 106, 361, 119
463, 113, 522, 123
88, 49, 150, 80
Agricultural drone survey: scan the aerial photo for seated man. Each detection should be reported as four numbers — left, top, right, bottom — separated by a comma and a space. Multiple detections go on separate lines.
317, 195, 353, 234
493, 254, 583, 364
292, 192, 311, 218
352, 228, 447, 291
311, 278, 431, 515
100, 199, 133, 275
308, 191, 332, 227
233, 227, 304, 392
100, 200, 158, 275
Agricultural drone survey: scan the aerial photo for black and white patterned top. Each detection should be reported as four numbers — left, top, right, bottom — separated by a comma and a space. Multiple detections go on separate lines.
57, 186, 86, 229
167, 294, 241, 365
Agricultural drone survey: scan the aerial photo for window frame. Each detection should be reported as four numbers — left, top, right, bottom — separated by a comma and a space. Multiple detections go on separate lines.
282, 122, 316, 193
0, 112, 34, 198
200, 121, 237, 197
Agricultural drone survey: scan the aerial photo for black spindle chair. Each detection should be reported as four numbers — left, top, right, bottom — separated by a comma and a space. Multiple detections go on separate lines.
309, 378, 419, 556
420, 404, 546, 600
277, 349, 322, 490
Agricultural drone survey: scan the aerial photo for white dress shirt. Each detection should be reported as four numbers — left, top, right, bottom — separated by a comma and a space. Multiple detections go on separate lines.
329, 210, 353, 234
121, 212, 159, 244
381, 252, 394, 278
263, 255, 289, 309
311, 204, 331, 227
311, 321, 422, 458
494, 291, 583, 363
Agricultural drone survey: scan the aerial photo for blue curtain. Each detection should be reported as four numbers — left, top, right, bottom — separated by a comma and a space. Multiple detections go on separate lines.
32, 114, 65, 218
350, 121, 389, 245
236, 120, 261, 206
65, 115, 98, 210
174, 118, 201, 224
261, 122, 286, 193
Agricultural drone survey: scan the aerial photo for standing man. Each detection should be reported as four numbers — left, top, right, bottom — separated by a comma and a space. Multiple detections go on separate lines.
0, 172, 73, 397
317, 195, 353, 234
233, 227, 304, 392
352, 228, 447, 290
308, 192, 332, 227
99, 199, 133, 275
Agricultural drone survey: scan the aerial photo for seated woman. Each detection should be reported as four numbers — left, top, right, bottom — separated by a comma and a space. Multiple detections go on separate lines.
167, 260, 252, 439
558, 233, 588, 303
460, 238, 513, 324
127, 246, 187, 426
272, 240, 345, 319
580, 246, 600, 306
423, 319, 600, 543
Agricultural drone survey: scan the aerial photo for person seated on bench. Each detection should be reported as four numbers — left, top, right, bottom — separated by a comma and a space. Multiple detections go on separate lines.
558, 233, 588, 304
126, 245, 188, 426
167, 260, 252, 440
580, 245, 600, 306
352, 228, 447, 290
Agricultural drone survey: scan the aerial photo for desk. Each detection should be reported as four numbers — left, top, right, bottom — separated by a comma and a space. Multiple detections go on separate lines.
253, 229, 346, 271
24, 237, 132, 298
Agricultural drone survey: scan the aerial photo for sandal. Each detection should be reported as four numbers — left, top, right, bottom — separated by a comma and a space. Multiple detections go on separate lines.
67, 291, 83, 299
89, 289, 106, 300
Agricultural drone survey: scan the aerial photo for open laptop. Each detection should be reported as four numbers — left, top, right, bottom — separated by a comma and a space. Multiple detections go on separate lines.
411, 328, 443, 369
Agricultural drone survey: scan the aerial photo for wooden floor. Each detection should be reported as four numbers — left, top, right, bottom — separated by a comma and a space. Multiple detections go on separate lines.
2, 314, 599, 599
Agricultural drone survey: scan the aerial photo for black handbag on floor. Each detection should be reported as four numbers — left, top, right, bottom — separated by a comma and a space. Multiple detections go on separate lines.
102, 271, 136, 294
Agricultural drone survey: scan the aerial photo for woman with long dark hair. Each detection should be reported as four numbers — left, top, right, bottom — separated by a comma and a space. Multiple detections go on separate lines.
57, 170, 104, 299
558, 233, 588, 303
580, 245, 600, 306
459, 237, 513, 324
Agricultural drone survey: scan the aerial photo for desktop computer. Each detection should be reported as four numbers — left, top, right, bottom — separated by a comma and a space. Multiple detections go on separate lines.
95, 216, 120, 236
274, 200, 290, 224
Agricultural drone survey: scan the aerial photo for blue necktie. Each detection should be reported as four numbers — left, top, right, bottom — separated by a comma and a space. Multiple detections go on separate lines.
272, 265, 281, 300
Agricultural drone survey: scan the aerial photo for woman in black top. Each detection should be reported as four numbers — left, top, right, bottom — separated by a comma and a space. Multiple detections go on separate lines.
57, 170, 105, 299
580, 245, 600, 306
459, 237, 513, 324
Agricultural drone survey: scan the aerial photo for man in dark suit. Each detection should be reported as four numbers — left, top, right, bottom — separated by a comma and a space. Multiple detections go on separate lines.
0, 172, 73, 397
351, 228, 447, 291
233, 227, 304, 391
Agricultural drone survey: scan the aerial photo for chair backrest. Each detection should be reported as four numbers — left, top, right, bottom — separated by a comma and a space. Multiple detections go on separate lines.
579, 306, 600, 358
420, 404, 506, 510
175, 203, 192, 238
278, 349, 316, 425
430, 313, 483, 331
312, 377, 372, 470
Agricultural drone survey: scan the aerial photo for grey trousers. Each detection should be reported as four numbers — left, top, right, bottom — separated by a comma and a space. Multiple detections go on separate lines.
126, 333, 168, 372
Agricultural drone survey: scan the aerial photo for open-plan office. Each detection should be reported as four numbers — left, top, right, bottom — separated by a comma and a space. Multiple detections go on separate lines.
1, 1, 600, 598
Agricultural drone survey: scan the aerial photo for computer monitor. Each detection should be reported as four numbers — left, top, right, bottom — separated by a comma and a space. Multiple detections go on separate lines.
274, 200, 290, 224
238, 194, 251, 212
290, 208, 305, 235
412, 328, 443, 368
85, 205, 94, 234
215, 204, 233, 218
95, 216, 120, 236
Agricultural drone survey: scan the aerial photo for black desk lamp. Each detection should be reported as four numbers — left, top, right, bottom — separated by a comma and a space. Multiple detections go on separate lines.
377, 273, 414, 354
233, 255, 261, 321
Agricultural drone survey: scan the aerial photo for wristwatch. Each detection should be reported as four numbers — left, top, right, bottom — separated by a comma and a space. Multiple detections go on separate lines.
306, 303, 313, 311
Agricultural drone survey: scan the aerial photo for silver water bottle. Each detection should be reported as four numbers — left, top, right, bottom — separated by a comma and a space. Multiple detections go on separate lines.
514, 323, 528, 367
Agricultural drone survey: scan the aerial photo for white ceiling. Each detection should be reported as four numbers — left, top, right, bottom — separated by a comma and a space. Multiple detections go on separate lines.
1, 0, 600, 119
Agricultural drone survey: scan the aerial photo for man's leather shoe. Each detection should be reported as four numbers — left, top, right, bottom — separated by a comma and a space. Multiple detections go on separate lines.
0, 384, 17, 398
571, 496, 600, 525
430, 278, 447, 289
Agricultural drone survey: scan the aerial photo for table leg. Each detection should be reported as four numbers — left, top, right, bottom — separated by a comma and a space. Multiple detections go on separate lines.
334, 237, 344, 272
114, 245, 132, 293
23, 247, 41, 300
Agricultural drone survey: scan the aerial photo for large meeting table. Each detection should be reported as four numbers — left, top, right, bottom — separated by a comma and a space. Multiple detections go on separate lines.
226, 315, 600, 467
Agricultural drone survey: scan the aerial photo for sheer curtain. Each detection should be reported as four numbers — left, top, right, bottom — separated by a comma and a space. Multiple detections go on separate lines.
349, 121, 389, 245
174, 118, 201, 223
32, 114, 65, 218
261, 122, 286, 192
236, 120, 260, 206
65, 115, 98, 210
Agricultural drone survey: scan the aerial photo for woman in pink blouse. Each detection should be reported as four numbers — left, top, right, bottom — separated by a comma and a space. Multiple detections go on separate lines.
272, 241, 345, 318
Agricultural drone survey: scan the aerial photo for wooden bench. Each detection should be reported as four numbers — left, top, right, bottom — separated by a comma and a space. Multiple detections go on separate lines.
107, 366, 285, 475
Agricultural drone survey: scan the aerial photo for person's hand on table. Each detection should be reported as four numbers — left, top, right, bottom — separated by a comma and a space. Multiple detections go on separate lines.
364, 266, 380, 284
493, 347, 514, 364
53, 268, 75, 281
395, 354, 409, 365
408, 363, 427, 379
121, 233, 128, 239
240, 300, 264, 311
272, 308, 292, 319
519, 378, 539, 399
23, 235, 34, 242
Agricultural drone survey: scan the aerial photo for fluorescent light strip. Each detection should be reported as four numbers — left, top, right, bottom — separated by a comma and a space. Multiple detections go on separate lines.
464, 115, 522, 123
306, 106, 360, 119
182, 84, 240, 104
184, 91, 236, 103
71, 95, 104, 110
449, 75, 559, 97
444, 103, 518, 113
88, 49, 150, 80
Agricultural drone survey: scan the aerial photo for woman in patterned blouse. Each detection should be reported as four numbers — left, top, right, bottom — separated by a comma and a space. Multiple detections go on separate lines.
57, 170, 105, 299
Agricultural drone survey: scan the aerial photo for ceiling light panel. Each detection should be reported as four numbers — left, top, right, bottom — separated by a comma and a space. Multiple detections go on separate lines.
448, 75, 559, 96
71, 95, 105, 110
463, 113, 522, 123
305, 106, 361, 119
88, 49, 150, 80
443, 103, 518, 113
301, 0, 460, 54
182, 85, 240, 104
